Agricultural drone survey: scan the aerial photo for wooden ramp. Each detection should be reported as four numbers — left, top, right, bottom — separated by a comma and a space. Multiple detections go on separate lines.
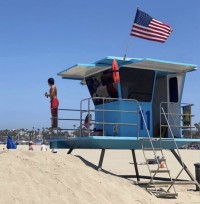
142, 139, 177, 198
94, 147, 200, 198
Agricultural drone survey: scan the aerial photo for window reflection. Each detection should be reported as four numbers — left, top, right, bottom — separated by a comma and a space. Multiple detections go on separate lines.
120, 68, 154, 102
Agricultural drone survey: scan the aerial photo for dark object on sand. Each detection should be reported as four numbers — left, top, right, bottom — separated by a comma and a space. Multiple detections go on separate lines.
6, 135, 17, 149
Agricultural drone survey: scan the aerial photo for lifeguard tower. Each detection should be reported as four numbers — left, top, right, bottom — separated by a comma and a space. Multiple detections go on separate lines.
49, 56, 200, 197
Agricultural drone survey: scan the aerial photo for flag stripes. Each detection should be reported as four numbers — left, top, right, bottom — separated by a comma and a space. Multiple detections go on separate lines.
130, 9, 172, 43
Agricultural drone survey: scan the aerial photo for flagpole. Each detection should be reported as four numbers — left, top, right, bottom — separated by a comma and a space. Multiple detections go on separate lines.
123, 36, 132, 60
123, 6, 139, 61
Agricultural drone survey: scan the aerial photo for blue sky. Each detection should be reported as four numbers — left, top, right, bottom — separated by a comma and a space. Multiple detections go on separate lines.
0, 0, 200, 130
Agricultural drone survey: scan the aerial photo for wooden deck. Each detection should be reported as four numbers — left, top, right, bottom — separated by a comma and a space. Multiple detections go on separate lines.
49, 136, 200, 150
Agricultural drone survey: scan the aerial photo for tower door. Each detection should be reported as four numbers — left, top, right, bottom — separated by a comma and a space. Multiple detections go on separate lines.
167, 74, 185, 138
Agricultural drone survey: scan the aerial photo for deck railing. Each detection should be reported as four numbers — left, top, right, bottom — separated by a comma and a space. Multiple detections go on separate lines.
160, 102, 194, 139
54, 97, 142, 137
80, 97, 140, 137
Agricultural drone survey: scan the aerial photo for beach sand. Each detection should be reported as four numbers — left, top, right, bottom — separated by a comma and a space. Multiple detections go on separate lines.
0, 145, 199, 204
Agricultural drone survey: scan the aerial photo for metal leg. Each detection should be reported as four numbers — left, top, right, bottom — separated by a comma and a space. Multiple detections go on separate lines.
98, 149, 105, 171
132, 149, 140, 182
67, 148, 73, 154
171, 149, 200, 191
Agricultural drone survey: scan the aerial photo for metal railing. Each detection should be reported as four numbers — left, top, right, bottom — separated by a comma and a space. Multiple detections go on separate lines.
80, 97, 141, 137
159, 102, 190, 192
53, 97, 142, 137
160, 102, 194, 139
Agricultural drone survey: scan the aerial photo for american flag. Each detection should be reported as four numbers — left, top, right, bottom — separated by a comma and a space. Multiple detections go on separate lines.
130, 9, 173, 43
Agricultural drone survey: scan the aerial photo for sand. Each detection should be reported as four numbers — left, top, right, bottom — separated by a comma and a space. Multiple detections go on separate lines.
0, 145, 199, 204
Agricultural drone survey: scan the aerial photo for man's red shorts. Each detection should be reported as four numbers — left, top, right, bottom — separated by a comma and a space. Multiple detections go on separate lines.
51, 98, 59, 109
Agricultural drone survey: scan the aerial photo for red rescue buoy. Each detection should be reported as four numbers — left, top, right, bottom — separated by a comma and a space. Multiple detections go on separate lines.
112, 59, 120, 83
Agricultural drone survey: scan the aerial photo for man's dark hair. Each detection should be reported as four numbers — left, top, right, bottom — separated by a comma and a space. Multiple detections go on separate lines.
48, 78, 54, 85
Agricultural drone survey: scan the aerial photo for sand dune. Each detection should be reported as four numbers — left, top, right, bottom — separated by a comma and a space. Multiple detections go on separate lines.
0, 145, 199, 204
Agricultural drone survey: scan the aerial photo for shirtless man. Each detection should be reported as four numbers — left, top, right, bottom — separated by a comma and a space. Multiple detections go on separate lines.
45, 78, 59, 128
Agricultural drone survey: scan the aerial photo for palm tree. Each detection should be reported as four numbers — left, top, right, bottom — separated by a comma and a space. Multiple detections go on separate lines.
42, 127, 45, 143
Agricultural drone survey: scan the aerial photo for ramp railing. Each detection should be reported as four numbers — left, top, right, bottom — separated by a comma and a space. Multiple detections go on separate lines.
159, 102, 195, 191
140, 103, 178, 197
160, 106, 185, 192
159, 102, 193, 166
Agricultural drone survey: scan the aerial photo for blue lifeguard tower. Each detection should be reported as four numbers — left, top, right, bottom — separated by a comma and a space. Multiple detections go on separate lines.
49, 56, 200, 197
